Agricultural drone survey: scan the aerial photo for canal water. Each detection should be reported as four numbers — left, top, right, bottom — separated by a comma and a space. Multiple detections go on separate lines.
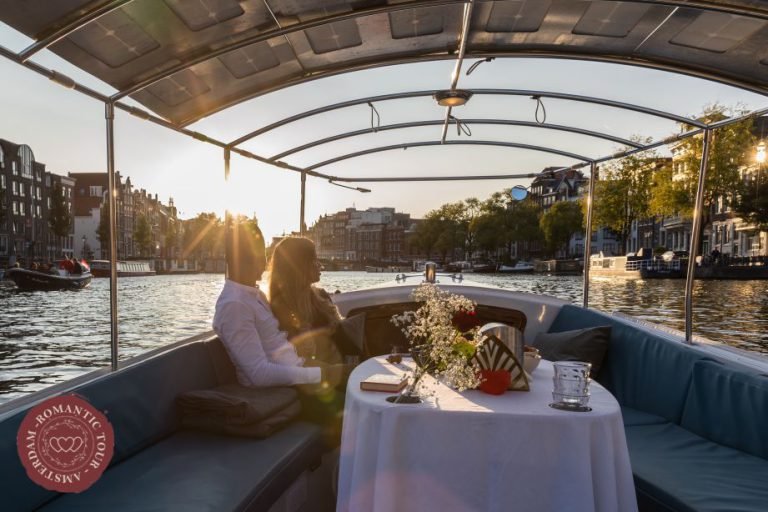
2, 272, 768, 402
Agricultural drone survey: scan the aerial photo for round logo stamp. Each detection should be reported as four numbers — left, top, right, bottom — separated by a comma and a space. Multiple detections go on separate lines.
17, 394, 114, 493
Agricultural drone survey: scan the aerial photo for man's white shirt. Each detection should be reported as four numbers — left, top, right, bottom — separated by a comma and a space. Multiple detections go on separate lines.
213, 279, 321, 386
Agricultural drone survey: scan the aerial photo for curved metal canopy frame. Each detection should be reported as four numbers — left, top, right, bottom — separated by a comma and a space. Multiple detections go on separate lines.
180, 51, 768, 128
304, 140, 593, 172
231, 88, 705, 150
107, 0, 768, 108
270, 119, 642, 161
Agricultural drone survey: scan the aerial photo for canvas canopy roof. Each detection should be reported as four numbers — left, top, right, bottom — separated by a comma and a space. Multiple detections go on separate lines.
1, 0, 767, 130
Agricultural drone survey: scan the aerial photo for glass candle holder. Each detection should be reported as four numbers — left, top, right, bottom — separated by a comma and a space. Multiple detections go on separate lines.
552, 361, 591, 407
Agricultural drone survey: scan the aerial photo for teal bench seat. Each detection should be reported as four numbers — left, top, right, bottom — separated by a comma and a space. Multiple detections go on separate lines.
548, 305, 768, 512
40, 424, 323, 511
0, 337, 326, 512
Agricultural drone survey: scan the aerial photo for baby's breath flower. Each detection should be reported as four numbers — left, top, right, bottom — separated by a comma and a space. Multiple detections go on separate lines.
391, 283, 483, 393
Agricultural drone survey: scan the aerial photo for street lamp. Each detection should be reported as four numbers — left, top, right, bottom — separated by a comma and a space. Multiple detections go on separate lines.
757, 141, 766, 164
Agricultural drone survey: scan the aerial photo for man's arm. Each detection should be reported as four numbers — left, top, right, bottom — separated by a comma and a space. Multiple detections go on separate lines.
214, 301, 321, 386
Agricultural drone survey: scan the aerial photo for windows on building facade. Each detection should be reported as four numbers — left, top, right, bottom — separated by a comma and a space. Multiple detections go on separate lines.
18, 145, 34, 178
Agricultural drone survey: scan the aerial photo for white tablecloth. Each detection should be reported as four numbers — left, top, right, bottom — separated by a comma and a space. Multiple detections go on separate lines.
337, 357, 638, 512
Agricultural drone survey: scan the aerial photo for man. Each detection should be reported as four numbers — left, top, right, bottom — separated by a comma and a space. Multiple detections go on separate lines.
212, 219, 349, 388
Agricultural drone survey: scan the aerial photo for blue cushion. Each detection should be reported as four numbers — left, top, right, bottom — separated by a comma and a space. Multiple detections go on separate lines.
681, 359, 768, 460
0, 409, 58, 510
626, 422, 768, 512
0, 339, 221, 511
40, 423, 324, 512
74, 340, 219, 464
549, 305, 711, 423
620, 406, 667, 427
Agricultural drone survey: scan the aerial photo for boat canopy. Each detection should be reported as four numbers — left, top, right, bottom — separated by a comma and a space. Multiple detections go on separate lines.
1, 0, 767, 128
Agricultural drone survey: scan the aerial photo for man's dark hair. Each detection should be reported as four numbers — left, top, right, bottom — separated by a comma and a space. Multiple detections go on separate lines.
225, 218, 266, 279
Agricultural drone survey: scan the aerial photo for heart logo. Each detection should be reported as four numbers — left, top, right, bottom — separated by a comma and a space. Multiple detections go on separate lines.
49, 436, 84, 453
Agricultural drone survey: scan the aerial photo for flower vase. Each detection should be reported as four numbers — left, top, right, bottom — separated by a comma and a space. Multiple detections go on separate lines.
386, 365, 426, 404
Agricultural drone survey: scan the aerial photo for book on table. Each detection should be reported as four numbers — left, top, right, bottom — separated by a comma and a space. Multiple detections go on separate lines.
360, 374, 408, 392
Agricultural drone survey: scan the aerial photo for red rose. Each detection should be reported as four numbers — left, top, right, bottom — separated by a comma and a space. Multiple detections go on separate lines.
452, 309, 480, 332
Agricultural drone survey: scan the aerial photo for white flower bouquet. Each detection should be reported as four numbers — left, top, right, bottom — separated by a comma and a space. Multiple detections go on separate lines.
391, 283, 486, 398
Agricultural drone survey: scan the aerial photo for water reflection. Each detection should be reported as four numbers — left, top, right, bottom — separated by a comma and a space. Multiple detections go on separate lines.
2, 272, 768, 402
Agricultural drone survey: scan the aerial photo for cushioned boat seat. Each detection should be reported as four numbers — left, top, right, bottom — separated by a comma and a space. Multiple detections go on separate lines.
40, 423, 324, 512
548, 305, 714, 424
681, 359, 768, 460
626, 422, 768, 512
620, 406, 667, 427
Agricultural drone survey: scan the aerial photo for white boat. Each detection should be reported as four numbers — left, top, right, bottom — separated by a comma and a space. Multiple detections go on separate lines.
1, 2, 768, 511
89, 260, 156, 278
589, 252, 685, 279
498, 262, 535, 273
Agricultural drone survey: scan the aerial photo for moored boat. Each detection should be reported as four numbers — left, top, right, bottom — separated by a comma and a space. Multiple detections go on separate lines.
5, 266, 92, 291
89, 260, 156, 278
498, 262, 535, 273
589, 252, 685, 279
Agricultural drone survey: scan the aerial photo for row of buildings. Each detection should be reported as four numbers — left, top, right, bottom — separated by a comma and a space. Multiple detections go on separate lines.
307, 207, 421, 264
0, 137, 181, 268
528, 119, 768, 260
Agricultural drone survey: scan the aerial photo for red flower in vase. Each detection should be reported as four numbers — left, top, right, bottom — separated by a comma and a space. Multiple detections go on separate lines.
452, 309, 481, 332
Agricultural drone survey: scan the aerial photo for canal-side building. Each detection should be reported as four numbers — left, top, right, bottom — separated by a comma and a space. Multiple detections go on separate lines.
0, 138, 77, 266
48, 173, 76, 260
528, 167, 620, 258
659, 116, 768, 258
308, 207, 419, 264
70, 172, 180, 262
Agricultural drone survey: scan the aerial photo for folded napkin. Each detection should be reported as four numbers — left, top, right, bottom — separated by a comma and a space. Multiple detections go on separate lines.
177, 384, 300, 438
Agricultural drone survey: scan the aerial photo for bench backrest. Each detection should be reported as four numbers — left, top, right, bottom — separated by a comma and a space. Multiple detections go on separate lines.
681, 359, 768, 460
0, 337, 227, 510
349, 301, 528, 358
548, 305, 713, 424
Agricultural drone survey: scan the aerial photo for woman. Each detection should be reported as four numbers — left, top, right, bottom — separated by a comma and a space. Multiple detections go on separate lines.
269, 237, 362, 362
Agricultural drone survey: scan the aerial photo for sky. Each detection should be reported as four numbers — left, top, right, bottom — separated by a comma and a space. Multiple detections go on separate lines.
1, 22, 767, 241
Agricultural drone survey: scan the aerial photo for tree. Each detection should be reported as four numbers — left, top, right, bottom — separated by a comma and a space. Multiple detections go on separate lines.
649, 164, 689, 217
588, 141, 659, 253
461, 198, 482, 260
540, 201, 583, 257
504, 196, 543, 259
134, 214, 153, 257
182, 212, 223, 260
49, 182, 71, 256
654, 105, 755, 220
432, 202, 466, 262
473, 195, 506, 258
413, 217, 441, 260
735, 177, 768, 231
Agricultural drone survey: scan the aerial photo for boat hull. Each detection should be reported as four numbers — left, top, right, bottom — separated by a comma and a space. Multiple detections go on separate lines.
5, 268, 92, 290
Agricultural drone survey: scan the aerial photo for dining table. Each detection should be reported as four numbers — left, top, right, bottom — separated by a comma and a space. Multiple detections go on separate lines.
336, 356, 638, 512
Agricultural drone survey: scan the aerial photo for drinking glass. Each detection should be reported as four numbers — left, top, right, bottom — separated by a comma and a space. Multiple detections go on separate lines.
552, 361, 591, 407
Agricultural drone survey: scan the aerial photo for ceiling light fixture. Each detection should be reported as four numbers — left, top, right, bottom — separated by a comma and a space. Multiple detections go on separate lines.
434, 89, 473, 107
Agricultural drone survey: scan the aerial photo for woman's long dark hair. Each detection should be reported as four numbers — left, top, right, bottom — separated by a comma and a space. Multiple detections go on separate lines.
268, 237, 339, 337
